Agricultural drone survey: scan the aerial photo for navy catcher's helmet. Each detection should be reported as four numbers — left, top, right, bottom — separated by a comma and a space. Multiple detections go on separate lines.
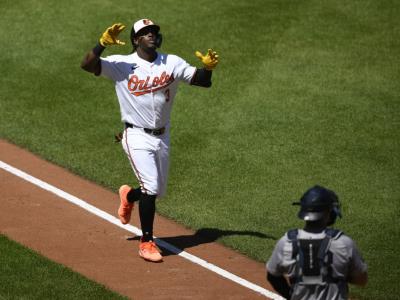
292, 185, 342, 224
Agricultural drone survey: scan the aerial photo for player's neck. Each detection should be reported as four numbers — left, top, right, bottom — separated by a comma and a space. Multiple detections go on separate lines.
136, 48, 157, 62
304, 220, 328, 233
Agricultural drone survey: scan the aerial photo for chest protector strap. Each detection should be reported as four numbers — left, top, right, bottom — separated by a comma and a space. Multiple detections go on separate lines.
287, 228, 343, 285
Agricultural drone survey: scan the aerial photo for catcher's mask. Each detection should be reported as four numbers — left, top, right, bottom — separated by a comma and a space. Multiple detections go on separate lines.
292, 185, 342, 225
130, 18, 162, 49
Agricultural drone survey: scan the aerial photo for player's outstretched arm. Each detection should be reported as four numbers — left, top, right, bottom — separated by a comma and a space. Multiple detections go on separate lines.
191, 49, 219, 87
81, 23, 126, 75
191, 68, 212, 87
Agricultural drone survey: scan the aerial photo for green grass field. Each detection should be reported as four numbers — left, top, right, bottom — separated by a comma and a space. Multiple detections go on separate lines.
0, 235, 127, 299
0, 0, 399, 299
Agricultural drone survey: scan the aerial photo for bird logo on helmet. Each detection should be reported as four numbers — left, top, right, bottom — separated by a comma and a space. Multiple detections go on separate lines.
292, 185, 342, 225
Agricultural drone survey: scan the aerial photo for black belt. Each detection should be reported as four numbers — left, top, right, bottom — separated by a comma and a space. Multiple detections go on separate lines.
125, 123, 165, 136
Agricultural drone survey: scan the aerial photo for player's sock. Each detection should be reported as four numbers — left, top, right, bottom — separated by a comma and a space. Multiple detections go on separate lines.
127, 187, 141, 203
139, 193, 157, 242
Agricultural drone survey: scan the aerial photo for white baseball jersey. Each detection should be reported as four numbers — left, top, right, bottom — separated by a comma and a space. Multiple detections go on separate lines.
100, 52, 196, 129
99, 51, 197, 196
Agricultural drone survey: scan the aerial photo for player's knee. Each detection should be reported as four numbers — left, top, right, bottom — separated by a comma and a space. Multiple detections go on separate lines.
142, 180, 165, 196
140, 192, 157, 202
140, 185, 158, 197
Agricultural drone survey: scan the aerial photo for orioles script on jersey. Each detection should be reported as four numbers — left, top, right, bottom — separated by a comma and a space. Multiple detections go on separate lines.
128, 71, 175, 96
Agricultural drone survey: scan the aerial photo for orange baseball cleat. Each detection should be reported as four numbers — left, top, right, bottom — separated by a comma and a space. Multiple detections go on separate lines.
139, 239, 163, 262
118, 185, 134, 224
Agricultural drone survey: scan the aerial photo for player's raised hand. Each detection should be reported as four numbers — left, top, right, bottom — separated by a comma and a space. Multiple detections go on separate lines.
99, 23, 126, 47
195, 49, 219, 70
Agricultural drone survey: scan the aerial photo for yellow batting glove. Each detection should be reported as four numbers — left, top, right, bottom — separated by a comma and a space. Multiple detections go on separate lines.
195, 49, 219, 70
99, 23, 126, 47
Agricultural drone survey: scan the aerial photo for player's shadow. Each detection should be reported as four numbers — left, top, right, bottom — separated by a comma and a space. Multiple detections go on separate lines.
128, 227, 276, 257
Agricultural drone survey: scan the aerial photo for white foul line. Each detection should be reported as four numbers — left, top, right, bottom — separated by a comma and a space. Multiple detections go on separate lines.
0, 160, 284, 300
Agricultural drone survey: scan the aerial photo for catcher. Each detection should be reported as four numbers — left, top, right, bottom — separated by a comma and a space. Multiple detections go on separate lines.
266, 185, 368, 299
81, 19, 218, 262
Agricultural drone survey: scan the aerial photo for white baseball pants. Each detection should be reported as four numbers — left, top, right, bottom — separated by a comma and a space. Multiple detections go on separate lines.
122, 126, 170, 197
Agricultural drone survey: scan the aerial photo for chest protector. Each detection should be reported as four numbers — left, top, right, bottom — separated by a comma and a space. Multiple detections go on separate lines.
287, 228, 344, 285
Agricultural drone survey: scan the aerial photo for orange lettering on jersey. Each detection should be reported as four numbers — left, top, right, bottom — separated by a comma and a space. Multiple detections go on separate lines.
128, 75, 139, 91
159, 72, 166, 85
152, 77, 160, 87
143, 76, 150, 89
128, 71, 174, 96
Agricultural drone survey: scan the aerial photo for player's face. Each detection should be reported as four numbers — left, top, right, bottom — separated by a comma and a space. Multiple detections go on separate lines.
135, 27, 159, 50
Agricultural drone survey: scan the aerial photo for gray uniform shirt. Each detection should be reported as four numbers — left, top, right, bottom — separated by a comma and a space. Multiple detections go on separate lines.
266, 229, 367, 300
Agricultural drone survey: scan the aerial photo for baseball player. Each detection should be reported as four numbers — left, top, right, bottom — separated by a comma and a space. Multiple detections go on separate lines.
81, 19, 218, 262
266, 185, 368, 300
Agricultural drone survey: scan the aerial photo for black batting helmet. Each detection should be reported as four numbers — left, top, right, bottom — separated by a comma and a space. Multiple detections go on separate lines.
292, 185, 342, 224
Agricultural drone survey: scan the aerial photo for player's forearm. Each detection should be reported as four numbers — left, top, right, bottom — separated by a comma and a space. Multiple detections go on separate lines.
80, 44, 104, 75
190, 68, 212, 87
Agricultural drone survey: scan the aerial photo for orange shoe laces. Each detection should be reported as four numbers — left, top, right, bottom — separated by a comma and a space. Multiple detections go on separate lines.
141, 241, 159, 253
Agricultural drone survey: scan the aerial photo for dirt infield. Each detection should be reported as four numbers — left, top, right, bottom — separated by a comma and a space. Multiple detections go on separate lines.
0, 140, 278, 300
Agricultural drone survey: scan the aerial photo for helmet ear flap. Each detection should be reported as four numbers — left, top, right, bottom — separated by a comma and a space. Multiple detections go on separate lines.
155, 33, 163, 48
327, 210, 337, 226
327, 201, 342, 225
130, 27, 137, 51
